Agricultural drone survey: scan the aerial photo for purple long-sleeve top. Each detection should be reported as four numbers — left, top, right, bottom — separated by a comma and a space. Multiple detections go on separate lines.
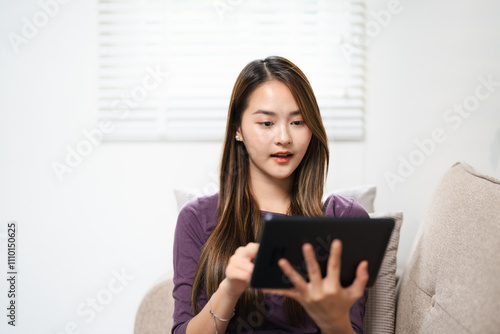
172, 193, 369, 334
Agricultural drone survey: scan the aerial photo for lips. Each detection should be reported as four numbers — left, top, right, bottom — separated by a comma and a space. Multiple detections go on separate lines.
270, 151, 293, 158
271, 151, 293, 163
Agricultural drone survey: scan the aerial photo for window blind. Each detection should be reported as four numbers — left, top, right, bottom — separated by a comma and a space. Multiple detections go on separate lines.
97, 0, 366, 141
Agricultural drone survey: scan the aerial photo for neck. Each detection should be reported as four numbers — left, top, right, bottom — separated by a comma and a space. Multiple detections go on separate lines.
249, 171, 293, 215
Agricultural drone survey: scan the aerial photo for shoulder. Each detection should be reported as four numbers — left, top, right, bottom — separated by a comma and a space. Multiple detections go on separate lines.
322, 193, 369, 218
176, 192, 219, 241
179, 192, 219, 218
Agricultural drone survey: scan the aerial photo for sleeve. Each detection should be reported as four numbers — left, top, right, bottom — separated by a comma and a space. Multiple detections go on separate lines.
171, 201, 208, 334
323, 194, 369, 334
349, 288, 368, 334
322, 193, 370, 219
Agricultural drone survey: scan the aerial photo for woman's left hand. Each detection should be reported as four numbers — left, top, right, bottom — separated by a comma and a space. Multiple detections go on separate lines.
263, 239, 368, 334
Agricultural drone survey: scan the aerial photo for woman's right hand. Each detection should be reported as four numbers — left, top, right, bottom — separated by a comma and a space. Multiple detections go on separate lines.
185, 243, 259, 334
220, 242, 259, 298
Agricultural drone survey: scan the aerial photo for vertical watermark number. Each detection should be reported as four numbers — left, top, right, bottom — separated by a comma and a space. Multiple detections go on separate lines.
6, 221, 17, 326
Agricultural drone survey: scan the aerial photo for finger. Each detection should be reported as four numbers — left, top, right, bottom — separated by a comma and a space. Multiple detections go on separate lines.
277, 258, 308, 291
230, 259, 254, 274
228, 252, 255, 271
302, 243, 322, 286
227, 254, 255, 278
326, 239, 342, 281
226, 264, 255, 284
236, 243, 259, 259
246, 242, 260, 260
347, 260, 369, 298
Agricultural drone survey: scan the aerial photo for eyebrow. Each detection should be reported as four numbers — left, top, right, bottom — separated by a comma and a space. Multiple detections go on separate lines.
252, 110, 301, 116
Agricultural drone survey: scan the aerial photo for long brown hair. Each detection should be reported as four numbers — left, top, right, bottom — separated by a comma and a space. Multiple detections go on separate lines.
191, 56, 330, 327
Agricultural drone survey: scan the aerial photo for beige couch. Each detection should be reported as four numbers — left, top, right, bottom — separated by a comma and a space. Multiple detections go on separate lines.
395, 162, 500, 333
135, 162, 500, 333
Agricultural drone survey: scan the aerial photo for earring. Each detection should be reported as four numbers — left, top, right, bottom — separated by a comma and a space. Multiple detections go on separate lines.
235, 135, 241, 141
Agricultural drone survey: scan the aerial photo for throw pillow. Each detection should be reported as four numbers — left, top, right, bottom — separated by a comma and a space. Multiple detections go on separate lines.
174, 184, 377, 213
363, 211, 404, 334
330, 184, 377, 213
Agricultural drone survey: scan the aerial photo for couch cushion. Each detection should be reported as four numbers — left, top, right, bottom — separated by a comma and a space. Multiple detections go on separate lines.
395, 162, 500, 333
134, 277, 174, 334
364, 212, 403, 334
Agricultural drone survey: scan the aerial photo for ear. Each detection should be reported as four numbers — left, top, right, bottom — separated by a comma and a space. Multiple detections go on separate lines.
235, 128, 243, 142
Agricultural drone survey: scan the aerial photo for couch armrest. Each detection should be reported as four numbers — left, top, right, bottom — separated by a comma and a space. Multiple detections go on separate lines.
134, 278, 174, 334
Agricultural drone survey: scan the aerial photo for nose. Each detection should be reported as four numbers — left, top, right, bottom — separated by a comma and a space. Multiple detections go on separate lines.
275, 123, 292, 145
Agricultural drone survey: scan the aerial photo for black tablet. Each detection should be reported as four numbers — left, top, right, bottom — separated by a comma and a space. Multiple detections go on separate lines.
250, 215, 395, 289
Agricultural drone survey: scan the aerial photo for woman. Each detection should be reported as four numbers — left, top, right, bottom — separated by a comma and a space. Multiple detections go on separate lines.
172, 56, 369, 334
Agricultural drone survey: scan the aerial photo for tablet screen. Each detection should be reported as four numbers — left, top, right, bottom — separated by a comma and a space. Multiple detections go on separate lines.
250, 215, 394, 289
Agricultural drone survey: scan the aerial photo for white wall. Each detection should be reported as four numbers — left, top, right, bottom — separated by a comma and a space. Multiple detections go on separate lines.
0, 1, 499, 333
364, 0, 500, 269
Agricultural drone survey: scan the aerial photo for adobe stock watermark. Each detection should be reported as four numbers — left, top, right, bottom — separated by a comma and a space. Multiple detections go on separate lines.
213, 0, 244, 20
7, 0, 73, 54
280, 233, 334, 287
48, 268, 134, 334
51, 64, 168, 183
385, 74, 500, 191
184, 172, 219, 199
341, 0, 404, 63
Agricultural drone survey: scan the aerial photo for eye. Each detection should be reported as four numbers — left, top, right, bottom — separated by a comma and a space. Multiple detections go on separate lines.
259, 122, 274, 127
291, 121, 305, 126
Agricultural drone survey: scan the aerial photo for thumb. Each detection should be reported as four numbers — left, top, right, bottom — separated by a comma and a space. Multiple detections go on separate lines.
348, 261, 369, 299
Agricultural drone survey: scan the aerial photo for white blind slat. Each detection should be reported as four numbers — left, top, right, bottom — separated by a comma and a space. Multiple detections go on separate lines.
98, 0, 366, 141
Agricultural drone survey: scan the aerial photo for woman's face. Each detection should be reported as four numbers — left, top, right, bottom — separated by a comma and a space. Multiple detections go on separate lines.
236, 80, 312, 184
